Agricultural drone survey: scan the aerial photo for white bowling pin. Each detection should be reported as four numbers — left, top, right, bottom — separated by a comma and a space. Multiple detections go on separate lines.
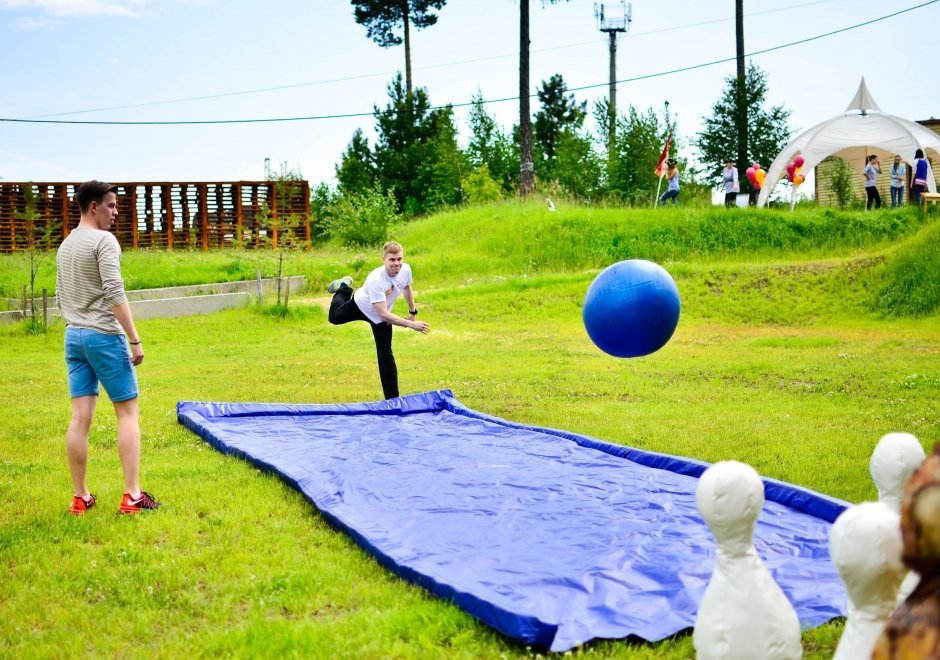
830, 502, 905, 660
693, 461, 802, 660
870, 432, 925, 602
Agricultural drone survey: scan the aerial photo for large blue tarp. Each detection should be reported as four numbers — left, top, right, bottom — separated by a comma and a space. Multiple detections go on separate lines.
177, 389, 848, 652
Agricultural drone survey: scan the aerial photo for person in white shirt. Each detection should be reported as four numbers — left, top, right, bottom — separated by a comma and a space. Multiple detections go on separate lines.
863, 154, 882, 211
327, 241, 430, 399
723, 159, 739, 207
889, 155, 907, 208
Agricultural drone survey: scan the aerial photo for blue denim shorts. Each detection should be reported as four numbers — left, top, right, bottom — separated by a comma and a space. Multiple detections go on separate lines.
64, 327, 139, 402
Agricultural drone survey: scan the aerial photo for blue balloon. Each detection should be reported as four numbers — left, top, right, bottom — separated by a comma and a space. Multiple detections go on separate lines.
583, 260, 681, 358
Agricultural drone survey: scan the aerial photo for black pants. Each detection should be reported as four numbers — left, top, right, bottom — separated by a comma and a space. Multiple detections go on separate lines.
329, 285, 398, 399
866, 186, 882, 210
724, 192, 738, 207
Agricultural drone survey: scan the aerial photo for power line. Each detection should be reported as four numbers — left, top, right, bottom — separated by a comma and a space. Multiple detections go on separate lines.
21, 0, 839, 120
2, 0, 935, 127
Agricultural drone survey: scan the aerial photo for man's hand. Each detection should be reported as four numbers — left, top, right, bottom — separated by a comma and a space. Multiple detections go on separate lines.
130, 342, 144, 366
410, 320, 430, 334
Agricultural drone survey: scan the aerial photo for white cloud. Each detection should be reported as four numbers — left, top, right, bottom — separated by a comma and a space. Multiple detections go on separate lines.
0, 0, 150, 20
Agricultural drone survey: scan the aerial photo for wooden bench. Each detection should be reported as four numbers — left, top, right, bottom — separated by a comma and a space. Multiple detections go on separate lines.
921, 192, 940, 208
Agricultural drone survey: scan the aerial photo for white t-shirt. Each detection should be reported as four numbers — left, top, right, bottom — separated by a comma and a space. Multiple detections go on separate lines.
354, 263, 413, 324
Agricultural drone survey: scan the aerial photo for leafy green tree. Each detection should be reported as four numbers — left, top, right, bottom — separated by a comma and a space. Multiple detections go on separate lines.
466, 91, 516, 192
606, 104, 672, 204
694, 61, 791, 193
352, 0, 446, 96
552, 128, 603, 200
336, 129, 376, 196
309, 182, 338, 243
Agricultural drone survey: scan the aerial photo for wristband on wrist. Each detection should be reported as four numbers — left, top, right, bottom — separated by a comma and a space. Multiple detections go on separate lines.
409, 309, 418, 315
129, 340, 141, 345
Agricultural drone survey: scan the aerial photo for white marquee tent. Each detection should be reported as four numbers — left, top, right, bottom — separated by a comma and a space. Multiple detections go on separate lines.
757, 79, 939, 207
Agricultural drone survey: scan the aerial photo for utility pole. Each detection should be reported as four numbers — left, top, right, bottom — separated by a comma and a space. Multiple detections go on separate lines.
735, 0, 748, 195
519, 0, 534, 197
594, 2, 631, 159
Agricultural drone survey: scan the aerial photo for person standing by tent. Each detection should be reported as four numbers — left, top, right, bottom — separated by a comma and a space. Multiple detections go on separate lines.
863, 155, 882, 210
889, 155, 907, 207
57, 180, 161, 516
722, 159, 739, 207
912, 149, 929, 204
327, 241, 430, 400
659, 160, 680, 206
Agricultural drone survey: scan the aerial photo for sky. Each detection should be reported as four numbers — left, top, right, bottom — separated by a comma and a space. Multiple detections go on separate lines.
1, 0, 938, 189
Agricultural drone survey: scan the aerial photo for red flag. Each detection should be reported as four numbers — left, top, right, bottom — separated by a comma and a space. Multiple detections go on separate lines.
654, 134, 671, 177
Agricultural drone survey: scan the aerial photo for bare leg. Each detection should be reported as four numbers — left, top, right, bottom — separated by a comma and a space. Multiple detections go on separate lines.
67, 395, 97, 497
114, 397, 141, 495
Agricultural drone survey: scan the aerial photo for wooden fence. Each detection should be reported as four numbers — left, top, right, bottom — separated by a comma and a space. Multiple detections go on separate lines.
0, 180, 311, 253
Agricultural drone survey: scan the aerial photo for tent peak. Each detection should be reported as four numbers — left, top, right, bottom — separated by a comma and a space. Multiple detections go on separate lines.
845, 77, 882, 115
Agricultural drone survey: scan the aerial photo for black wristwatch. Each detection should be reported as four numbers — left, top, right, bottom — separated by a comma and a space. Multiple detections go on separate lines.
409, 308, 418, 315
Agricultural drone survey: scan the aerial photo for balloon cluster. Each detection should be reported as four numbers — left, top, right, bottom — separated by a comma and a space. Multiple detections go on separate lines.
745, 162, 766, 189
786, 155, 805, 186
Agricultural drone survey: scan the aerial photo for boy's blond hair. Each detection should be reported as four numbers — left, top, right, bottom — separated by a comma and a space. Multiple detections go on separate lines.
383, 241, 403, 256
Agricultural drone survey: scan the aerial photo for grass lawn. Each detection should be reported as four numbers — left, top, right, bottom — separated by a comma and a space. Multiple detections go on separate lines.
1, 202, 938, 657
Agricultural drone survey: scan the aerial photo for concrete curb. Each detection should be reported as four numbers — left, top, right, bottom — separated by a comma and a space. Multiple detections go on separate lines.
1, 276, 304, 325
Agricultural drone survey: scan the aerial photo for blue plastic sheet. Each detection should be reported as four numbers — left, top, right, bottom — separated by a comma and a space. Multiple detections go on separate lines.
177, 389, 848, 651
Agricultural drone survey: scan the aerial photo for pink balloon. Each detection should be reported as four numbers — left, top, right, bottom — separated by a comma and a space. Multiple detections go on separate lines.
787, 173, 794, 182
786, 162, 796, 176
794, 155, 805, 168
752, 162, 761, 171
746, 167, 756, 182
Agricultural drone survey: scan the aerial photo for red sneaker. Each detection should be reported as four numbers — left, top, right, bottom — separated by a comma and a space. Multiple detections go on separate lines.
118, 491, 161, 514
69, 494, 96, 516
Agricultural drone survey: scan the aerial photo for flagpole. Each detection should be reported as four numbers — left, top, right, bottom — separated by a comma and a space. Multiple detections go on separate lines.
653, 132, 671, 208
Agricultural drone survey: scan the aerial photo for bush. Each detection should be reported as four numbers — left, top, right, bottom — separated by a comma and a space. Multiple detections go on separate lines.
828, 158, 857, 210
461, 164, 503, 205
327, 185, 401, 248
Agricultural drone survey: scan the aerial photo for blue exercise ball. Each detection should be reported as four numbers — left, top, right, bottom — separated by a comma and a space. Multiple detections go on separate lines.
583, 259, 681, 358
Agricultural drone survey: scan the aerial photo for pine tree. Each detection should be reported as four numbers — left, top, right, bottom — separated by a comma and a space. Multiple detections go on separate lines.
372, 73, 459, 214
533, 74, 586, 165
335, 129, 376, 195
694, 62, 791, 192
352, 0, 447, 97
466, 92, 516, 192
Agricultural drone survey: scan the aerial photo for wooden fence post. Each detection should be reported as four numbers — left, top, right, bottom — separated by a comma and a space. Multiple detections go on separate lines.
198, 184, 209, 251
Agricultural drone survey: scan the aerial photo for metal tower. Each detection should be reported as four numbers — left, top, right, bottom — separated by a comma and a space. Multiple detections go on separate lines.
594, 2, 632, 156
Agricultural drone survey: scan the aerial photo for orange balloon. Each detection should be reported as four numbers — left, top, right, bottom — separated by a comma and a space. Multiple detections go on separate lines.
755, 169, 766, 185
794, 174, 805, 186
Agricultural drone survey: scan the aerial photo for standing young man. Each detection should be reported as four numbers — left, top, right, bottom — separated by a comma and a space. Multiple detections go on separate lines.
327, 241, 430, 399
56, 180, 160, 515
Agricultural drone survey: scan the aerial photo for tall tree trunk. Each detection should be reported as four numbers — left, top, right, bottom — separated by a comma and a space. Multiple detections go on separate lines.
735, 0, 748, 192
608, 31, 617, 162
519, 0, 534, 197
403, 0, 413, 97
